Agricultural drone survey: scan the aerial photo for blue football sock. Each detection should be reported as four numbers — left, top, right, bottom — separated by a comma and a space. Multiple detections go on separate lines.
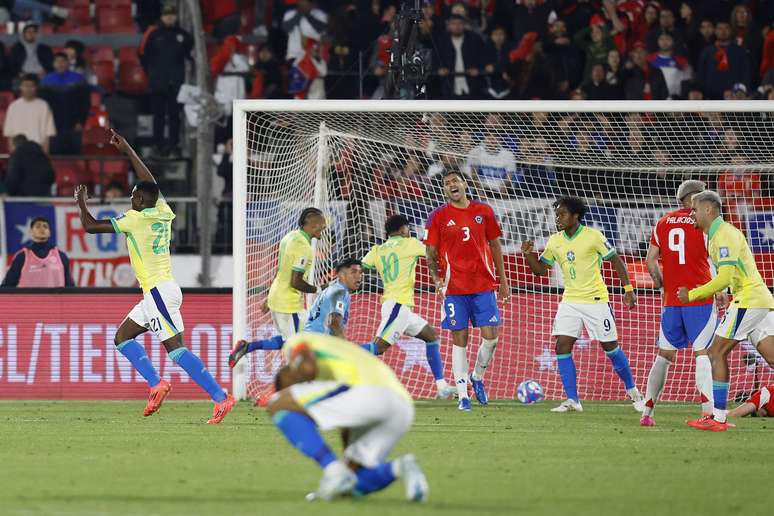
605, 346, 635, 390
425, 340, 444, 381
359, 342, 378, 355
713, 381, 729, 411
247, 335, 284, 353
169, 347, 226, 402
556, 353, 579, 402
117, 339, 160, 387
354, 463, 396, 496
272, 411, 336, 469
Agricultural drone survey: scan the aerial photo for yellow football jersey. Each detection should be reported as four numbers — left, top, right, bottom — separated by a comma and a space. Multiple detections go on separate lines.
111, 198, 175, 292
706, 217, 774, 309
539, 225, 616, 303
282, 333, 412, 403
362, 236, 425, 307
267, 229, 314, 313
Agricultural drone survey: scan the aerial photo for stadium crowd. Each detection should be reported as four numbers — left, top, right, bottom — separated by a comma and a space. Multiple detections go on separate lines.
0, 1, 771, 252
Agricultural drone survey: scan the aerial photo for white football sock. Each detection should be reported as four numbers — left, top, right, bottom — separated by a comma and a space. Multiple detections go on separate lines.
713, 407, 728, 423
472, 338, 498, 380
643, 355, 670, 417
695, 355, 713, 414
435, 378, 449, 390
452, 345, 469, 399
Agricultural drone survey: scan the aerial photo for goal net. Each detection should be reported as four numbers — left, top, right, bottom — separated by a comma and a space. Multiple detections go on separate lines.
232, 100, 774, 404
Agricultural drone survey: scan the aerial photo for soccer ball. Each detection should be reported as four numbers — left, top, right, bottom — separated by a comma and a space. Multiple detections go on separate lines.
516, 379, 545, 404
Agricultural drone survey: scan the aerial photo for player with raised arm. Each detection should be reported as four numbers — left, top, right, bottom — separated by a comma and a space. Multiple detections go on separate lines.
268, 332, 429, 502
424, 169, 510, 411
74, 129, 235, 424
639, 180, 723, 426
361, 214, 453, 399
522, 197, 643, 413
228, 208, 326, 368
679, 191, 774, 431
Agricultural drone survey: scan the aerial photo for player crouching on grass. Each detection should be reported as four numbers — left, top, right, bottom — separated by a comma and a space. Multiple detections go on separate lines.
75, 129, 235, 424
267, 333, 429, 502
522, 196, 643, 412
678, 191, 774, 432
728, 381, 774, 418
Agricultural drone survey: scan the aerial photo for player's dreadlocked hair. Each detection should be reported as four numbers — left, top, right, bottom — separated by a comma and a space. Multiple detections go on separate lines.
385, 214, 409, 236
298, 207, 323, 228
553, 196, 588, 219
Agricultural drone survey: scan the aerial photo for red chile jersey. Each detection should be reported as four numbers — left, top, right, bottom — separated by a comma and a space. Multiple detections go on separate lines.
650, 207, 713, 306
424, 201, 502, 295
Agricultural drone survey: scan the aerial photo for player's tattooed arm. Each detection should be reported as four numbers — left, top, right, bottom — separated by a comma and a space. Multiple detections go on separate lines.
425, 244, 444, 296
520, 241, 549, 276
645, 244, 663, 289
109, 128, 156, 184
74, 185, 115, 234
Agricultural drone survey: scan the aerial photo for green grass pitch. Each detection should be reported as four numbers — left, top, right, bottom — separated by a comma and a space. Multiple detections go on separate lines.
1, 400, 772, 516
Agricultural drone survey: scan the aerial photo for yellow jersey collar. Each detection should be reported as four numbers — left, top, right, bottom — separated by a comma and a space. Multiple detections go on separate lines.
387, 235, 404, 240
708, 217, 724, 240
298, 229, 312, 243
563, 224, 584, 241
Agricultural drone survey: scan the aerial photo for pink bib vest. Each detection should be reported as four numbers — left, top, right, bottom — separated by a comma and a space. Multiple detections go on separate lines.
17, 247, 66, 287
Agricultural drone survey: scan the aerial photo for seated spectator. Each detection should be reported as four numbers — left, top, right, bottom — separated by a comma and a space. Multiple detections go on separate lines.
282, 0, 328, 62
582, 63, 615, 100
63, 40, 88, 77
9, 23, 53, 78
4, 0, 68, 24
647, 32, 692, 98
646, 7, 686, 54
40, 52, 89, 154
1, 216, 74, 288
698, 21, 751, 99
104, 181, 126, 201
3, 74, 56, 153
140, 4, 193, 158
483, 26, 512, 100
623, 42, 668, 100
3, 134, 54, 196
605, 49, 624, 98
436, 14, 484, 100
251, 45, 283, 99
574, 17, 616, 82
463, 113, 515, 198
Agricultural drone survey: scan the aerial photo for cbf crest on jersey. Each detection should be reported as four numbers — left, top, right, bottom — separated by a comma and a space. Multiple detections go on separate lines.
567, 251, 576, 262
719, 247, 730, 258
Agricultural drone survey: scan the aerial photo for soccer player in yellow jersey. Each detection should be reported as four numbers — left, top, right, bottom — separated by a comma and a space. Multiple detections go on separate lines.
522, 197, 643, 412
361, 215, 453, 399
228, 208, 326, 367
678, 191, 774, 431
267, 333, 429, 502
74, 129, 235, 424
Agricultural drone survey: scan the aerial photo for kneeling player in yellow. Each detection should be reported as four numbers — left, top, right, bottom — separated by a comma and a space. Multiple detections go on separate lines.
267, 333, 429, 502
679, 191, 774, 431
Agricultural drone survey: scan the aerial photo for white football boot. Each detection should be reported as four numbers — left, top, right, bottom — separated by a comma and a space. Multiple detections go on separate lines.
306, 461, 357, 501
397, 454, 429, 502
550, 399, 583, 412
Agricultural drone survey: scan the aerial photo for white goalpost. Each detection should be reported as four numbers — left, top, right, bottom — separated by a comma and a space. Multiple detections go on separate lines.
232, 99, 774, 403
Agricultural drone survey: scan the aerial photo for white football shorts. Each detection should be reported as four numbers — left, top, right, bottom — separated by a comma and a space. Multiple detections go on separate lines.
375, 300, 427, 345
717, 306, 774, 342
126, 281, 184, 342
551, 302, 618, 342
272, 310, 307, 340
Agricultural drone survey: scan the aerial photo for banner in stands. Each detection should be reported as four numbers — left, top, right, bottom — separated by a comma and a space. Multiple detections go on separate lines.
0, 292, 231, 399
3, 291, 768, 401
2, 201, 133, 287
